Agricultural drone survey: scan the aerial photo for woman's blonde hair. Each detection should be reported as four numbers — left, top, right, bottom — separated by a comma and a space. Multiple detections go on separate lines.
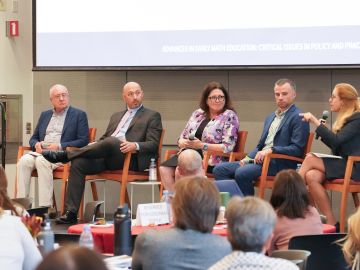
333, 83, 360, 132
339, 207, 360, 270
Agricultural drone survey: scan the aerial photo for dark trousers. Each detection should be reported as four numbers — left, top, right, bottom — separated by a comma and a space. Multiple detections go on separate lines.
65, 137, 138, 214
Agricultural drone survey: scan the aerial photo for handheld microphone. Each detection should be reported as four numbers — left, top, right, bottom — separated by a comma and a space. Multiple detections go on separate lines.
188, 130, 196, 141
315, 110, 330, 140
42, 143, 48, 149
243, 159, 255, 165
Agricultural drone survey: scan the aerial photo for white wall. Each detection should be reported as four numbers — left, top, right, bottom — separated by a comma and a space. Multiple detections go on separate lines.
0, 0, 33, 197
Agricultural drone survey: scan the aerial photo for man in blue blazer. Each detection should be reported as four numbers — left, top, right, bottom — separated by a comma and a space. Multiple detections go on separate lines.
213, 79, 310, 196
16, 85, 89, 218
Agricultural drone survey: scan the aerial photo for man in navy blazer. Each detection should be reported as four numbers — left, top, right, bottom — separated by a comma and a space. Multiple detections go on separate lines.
17, 85, 89, 218
213, 79, 310, 196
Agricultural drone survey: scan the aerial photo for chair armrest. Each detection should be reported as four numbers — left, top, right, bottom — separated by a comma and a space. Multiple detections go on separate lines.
17, 146, 32, 163
265, 153, 304, 163
164, 149, 179, 161
229, 152, 248, 162
348, 156, 360, 162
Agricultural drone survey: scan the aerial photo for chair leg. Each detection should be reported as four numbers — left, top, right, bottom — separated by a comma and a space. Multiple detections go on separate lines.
53, 190, 57, 213
61, 179, 68, 214
125, 190, 131, 211
352, 192, 360, 209
90, 182, 101, 217
79, 191, 85, 221
14, 170, 18, 198
340, 192, 348, 233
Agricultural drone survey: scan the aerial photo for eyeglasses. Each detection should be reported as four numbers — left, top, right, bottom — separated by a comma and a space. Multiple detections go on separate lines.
127, 91, 142, 97
330, 95, 339, 100
208, 96, 225, 102
52, 93, 68, 100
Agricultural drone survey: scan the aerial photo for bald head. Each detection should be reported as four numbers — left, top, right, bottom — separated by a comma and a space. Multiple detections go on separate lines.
122, 82, 143, 109
177, 149, 204, 177
123, 82, 141, 93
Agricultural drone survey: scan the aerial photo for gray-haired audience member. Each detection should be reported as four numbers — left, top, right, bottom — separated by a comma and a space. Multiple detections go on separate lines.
132, 176, 232, 270
208, 197, 299, 270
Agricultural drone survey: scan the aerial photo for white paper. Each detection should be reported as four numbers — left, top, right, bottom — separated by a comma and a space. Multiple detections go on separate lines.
29, 151, 42, 157
307, 152, 343, 159
136, 203, 169, 226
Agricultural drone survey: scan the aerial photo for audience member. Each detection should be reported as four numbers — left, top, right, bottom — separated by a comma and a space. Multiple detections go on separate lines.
36, 246, 107, 270
43, 82, 162, 224
209, 196, 298, 270
214, 78, 309, 196
299, 83, 360, 231
160, 82, 239, 191
268, 169, 323, 254
16, 84, 89, 219
132, 176, 232, 270
339, 207, 360, 270
0, 176, 42, 270
0, 166, 29, 217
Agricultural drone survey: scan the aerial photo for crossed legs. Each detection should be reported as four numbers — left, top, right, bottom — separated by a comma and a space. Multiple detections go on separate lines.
298, 154, 337, 225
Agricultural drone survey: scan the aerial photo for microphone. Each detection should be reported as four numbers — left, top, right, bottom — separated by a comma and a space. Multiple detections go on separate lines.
188, 130, 196, 141
42, 143, 48, 149
243, 159, 255, 164
315, 110, 330, 140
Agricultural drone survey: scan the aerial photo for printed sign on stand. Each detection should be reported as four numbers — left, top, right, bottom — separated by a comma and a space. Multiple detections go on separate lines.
136, 203, 169, 226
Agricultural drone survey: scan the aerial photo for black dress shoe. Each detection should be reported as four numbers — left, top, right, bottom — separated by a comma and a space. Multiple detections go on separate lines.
42, 150, 69, 164
55, 210, 77, 224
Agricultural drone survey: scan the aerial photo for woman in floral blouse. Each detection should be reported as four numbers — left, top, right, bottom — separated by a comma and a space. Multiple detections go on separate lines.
160, 82, 239, 191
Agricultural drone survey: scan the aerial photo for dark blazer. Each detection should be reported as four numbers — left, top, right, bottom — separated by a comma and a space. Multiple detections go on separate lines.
99, 106, 162, 171
248, 104, 310, 171
29, 106, 89, 151
317, 111, 360, 179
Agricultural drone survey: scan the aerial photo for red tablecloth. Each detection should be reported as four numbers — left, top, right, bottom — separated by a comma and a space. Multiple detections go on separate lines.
68, 223, 335, 253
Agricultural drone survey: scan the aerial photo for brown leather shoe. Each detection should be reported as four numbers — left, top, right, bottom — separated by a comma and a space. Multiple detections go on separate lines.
55, 210, 77, 224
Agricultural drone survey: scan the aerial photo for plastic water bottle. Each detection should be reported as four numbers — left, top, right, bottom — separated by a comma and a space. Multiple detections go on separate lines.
296, 164, 301, 172
161, 190, 172, 223
37, 214, 54, 256
149, 158, 157, 182
79, 224, 94, 250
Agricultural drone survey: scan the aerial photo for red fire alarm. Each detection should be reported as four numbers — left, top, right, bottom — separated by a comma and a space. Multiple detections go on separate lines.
6, 21, 19, 37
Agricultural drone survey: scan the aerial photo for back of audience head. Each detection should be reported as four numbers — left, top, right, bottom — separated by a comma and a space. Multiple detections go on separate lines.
36, 246, 107, 270
0, 166, 19, 217
340, 207, 360, 268
177, 149, 204, 177
270, 169, 311, 219
172, 176, 219, 233
226, 196, 276, 253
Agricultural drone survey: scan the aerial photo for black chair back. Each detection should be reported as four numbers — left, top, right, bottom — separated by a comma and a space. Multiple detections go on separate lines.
289, 234, 350, 270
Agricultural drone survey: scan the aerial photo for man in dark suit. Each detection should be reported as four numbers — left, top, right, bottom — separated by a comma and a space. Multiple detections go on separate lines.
43, 82, 163, 224
16, 84, 89, 218
213, 78, 310, 196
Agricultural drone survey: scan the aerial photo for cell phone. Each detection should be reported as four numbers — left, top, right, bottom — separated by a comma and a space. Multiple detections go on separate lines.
189, 130, 196, 141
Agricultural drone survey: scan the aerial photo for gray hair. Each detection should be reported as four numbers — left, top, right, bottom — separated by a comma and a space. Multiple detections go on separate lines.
226, 196, 277, 253
178, 149, 203, 176
275, 78, 296, 93
50, 84, 68, 97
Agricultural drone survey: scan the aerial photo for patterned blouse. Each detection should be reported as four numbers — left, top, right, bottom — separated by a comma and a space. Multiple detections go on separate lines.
179, 109, 239, 166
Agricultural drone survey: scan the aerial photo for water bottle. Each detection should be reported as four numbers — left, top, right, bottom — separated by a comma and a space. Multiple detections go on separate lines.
79, 224, 94, 250
161, 190, 172, 223
296, 164, 301, 172
37, 214, 54, 256
149, 158, 157, 182
114, 203, 132, 256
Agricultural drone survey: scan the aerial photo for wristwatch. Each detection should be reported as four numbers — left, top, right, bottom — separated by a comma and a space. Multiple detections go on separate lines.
271, 146, 276, 153
203, 144, 208, 150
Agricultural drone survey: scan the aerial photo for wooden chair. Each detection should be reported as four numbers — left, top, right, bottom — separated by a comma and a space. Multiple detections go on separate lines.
14, 128, 97, 214
159, 131, 248, 198
204, 130, 248, 179
239, 132, 315, 199
77, 129, 165, 220
322, 156, 360, 233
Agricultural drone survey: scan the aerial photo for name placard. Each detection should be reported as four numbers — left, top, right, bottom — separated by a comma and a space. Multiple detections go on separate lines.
136, 203, 169, 226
